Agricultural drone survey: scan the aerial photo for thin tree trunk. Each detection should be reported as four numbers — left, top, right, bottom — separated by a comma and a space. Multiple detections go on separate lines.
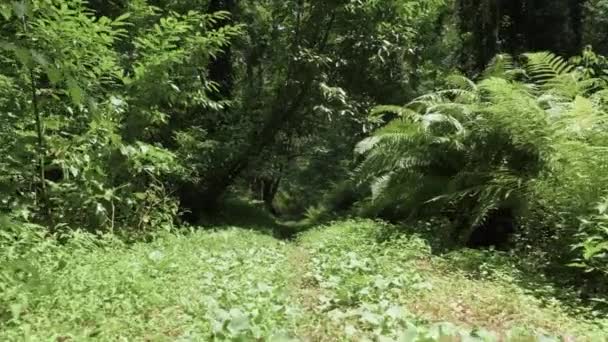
183, 9, 338, 218
30, 71, 45, 204
22, 15, 50, 222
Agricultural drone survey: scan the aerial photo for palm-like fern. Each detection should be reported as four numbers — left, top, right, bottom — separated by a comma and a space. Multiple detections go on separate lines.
356, 51, 608, 245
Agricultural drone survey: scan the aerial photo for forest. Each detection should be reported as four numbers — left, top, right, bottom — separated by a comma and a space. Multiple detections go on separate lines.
1, 0, 608, 340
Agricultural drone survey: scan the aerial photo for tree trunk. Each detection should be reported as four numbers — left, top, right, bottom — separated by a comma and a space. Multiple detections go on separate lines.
208, 0, 236, 100
458, 0, 586, 74
179, 8, 337, 220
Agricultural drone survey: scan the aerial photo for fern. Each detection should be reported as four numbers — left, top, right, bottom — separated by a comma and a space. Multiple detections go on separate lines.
356, 50, 608, 245
524, 52, 574, 84
483, 54, 517, 79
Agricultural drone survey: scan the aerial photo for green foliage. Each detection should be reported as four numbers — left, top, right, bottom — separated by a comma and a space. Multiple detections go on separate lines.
297, 220, 607, 340
3, 217, 605, 340
3, 1, 608, 340
0, 222, 299, 340
0, 0, 457, 228
356, 51, 608, 250
0, 0, 239, 233
571, 197, 608, 282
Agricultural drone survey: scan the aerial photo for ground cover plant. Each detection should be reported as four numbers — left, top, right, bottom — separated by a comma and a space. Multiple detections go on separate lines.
2, 219, 607, 340
1, 223, 300, 340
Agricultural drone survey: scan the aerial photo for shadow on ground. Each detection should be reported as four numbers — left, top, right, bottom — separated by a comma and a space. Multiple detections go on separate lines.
194, 197, 310, 239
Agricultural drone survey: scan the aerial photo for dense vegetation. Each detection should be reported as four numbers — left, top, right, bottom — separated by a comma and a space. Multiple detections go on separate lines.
2, 0, 608, 340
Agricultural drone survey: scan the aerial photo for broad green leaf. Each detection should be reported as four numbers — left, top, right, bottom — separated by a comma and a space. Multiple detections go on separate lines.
14, 47, 32, 66
67, 78, 84, 104
0, 4, 12, 20
227, 309, 250, 334
46, 67, 62, 84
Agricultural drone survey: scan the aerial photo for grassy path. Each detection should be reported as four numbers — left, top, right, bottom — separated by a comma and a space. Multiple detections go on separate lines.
1, 220, 607, 341
291, 220, 608, 341
1, 229, 300, 340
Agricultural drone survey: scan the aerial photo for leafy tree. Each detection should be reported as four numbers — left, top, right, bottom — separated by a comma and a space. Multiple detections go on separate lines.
0, 0, 239, 233
176, 0, 449, 217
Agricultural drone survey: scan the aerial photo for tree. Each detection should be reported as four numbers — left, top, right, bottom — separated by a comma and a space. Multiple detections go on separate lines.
0, 0, 239, 232
457, 0, 586, 73
180, 0, 448, 218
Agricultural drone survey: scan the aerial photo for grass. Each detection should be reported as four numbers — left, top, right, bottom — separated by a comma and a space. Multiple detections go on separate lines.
1, 219, 607, 340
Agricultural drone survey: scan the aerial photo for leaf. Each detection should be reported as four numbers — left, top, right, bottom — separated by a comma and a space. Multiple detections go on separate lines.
371, 174, 392, 202
31, 50, 49, 66
10, 303, 24, 320
94, 202, 107, 217
386, 305, 404, 320
12, 1, 27, 19
397, 326, 418, 341
256, 282, 272, 293
67, 78, 84, 105
134, 192, 147, 200
148, 250, 164, 262
113, 12, 131, 23
584, 242, 608, 259
596, 199, 608, 214
360, 310, 382, 326
110, 96, 125, 107
355, 136, 381, 155
227, 309, 250, 334
344, 325, 357, 336
46, 67, 62, 84
14, 47, 32, 66
0, 4, 12, 20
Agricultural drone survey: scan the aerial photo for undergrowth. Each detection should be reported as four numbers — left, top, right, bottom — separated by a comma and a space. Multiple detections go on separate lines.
1, 219, 606, 341
1, 224, 299, 340
297, 220, 608, 341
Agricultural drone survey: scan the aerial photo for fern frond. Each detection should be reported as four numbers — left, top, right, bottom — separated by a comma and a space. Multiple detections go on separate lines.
370, 105, 409, 118
524, 52, 574, 85
446, 75, 478, 92
355, 50, 608, 247
354, 136, 381, 155
421, 113, 465, 135
409, 93, 447, 109
370, 173, 393, 202
483, 54, 515, 79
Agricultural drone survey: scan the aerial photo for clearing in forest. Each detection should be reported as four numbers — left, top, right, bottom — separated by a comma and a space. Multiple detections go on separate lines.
1, 220, 606, 341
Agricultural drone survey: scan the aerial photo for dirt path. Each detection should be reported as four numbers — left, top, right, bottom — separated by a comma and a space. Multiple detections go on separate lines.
287, 245, 344, 341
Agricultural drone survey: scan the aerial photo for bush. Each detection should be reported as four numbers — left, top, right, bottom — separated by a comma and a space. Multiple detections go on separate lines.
354, 51, 608, 286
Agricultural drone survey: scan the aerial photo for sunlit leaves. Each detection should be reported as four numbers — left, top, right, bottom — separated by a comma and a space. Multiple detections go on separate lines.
0, 227, 300, 340
356, 50, 608, 246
